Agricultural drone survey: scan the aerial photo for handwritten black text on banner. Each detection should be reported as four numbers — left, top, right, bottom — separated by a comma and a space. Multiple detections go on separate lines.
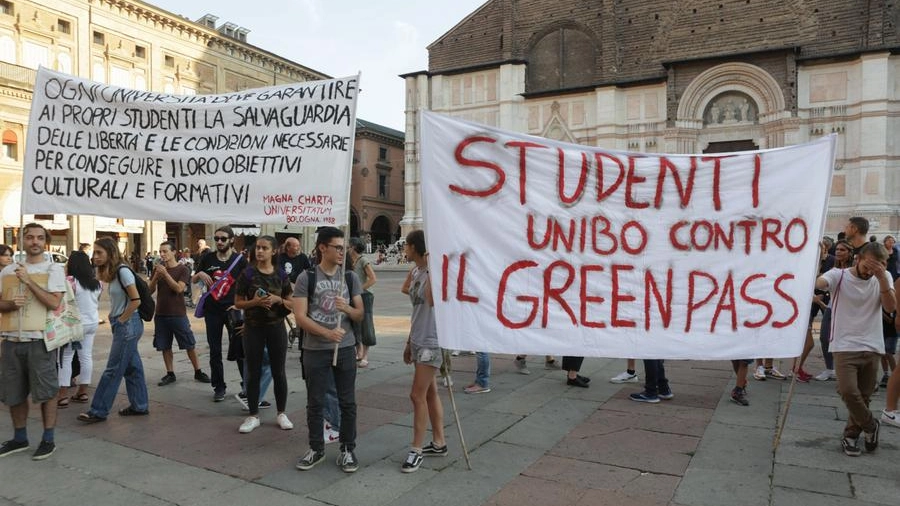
24, 68, 359, 225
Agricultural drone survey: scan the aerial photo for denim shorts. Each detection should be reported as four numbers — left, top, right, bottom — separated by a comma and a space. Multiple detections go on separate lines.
153, 315, 197, 351
411, 344, 443, 370
0, 340, 59, 405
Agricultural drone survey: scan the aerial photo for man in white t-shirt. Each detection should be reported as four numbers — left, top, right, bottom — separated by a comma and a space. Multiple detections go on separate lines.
816, 242, 895, 457
0, 223, 66, 461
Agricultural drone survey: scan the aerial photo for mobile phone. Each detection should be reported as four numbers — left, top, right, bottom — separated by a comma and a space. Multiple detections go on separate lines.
256, 288, 268, 298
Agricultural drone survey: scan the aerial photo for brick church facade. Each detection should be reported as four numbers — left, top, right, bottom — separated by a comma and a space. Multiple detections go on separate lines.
402, 0, 899, 237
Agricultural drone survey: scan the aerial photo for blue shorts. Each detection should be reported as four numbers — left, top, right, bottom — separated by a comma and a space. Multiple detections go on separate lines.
153, 315, 196, 351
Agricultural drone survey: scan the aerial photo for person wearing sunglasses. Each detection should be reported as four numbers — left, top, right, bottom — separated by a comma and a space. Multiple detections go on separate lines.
192, 226, 247, 402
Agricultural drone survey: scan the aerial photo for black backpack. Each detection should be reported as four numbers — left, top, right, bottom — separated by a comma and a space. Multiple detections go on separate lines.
116, 265, 156, 321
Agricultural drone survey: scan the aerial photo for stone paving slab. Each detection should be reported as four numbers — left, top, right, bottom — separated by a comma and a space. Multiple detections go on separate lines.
494, 397, 598, 450
309, 458, 437, 506
771, 486, 886, 506
770, 463, 853, 498
674, 468, 772, 506
551, 425, 698, 475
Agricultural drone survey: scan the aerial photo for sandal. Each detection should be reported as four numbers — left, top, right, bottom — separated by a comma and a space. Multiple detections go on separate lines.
118, 406, 149, 417
357, 359, 368, 368
71, 393, 90, 403
77, 412, 106, 424
57, 397, 70, 409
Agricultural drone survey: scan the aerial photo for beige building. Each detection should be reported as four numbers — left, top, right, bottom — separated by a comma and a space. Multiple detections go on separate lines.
350, 119, 404, 247
402, 0, 900, 239
0, 0, 328, 256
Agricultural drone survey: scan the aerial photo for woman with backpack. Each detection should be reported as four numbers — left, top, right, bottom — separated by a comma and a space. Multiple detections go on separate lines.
233, 235, 294, 433
57, 251, 102, 407
77, 237, 149, 423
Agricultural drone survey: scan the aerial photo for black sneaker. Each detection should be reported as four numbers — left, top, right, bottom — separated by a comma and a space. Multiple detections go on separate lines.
658, 387, 674, 400
258, 400, 272, 409
879, 374, 889, 389
158, 373, 176, 386
731, 387, 749, 406
841, 436, 861, 456
338, 448, 359, 473
213, 390, 226, 402
31, 440, 55, 461
401, 450, 423, 473
296, 449, 325, 470
0, 439, 29, 458
864, 420, 880, 452
194, 370, 211, 383
421, 441, 448, 456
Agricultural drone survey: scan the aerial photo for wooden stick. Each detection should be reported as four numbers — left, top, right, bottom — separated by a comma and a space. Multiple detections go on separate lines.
773, 359, 798, 452
443, 358, 472, 470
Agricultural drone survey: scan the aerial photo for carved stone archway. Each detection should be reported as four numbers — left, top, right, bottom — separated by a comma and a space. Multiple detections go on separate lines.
676, 62, 786, 128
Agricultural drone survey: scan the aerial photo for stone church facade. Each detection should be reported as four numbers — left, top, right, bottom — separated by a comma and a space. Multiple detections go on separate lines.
402, 0, 899, 237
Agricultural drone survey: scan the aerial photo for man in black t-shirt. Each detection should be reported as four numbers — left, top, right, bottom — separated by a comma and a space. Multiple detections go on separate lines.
192, 226, 247, 401
276, 237, 310, 284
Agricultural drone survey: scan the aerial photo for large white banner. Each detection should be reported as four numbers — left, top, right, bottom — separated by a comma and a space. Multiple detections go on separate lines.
420, 112, 835, 360
23, 67, 359, 225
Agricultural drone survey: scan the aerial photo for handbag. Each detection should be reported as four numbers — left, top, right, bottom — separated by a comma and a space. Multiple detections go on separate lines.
44, 279, 84, 352
194, 254, 244, 318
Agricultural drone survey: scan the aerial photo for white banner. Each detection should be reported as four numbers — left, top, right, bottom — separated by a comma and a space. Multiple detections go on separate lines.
420, 112, 835, 360
23, 67, 359, 226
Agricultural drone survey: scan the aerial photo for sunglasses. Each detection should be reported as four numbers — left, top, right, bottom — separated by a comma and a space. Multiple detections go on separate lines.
214, 236, 230, 242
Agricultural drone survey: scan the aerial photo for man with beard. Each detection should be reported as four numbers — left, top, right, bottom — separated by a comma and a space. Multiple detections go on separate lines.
192, 227, 247, 401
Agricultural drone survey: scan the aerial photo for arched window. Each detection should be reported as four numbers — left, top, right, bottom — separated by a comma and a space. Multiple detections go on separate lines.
527, 27, 595, 93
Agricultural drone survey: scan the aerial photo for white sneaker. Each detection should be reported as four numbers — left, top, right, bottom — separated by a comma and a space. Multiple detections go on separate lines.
610, 371, 639, 383
814, 369, 836, 381
239, 416, 260, 433
514, 357, 531, 375
753, 365, 767, 381
276, 413, 294, 430
881, 409, 900, 429
450, 350, 461, 356
324, 427, 340, 444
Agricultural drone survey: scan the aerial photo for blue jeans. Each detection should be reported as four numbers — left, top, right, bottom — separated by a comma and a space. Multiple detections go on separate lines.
642, 359, 669, 396
304, 347, 357, 451
475, 352, 491, 388
89, 313, 148, 418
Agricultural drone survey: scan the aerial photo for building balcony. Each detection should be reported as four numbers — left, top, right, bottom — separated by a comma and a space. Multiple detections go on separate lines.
0, 61, 36, 89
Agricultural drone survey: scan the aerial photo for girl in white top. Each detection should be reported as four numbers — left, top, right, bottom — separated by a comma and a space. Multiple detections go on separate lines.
57, 251, 102, 406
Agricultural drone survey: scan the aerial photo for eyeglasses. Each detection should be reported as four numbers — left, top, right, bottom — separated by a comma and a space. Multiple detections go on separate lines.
326, 244, 345, 253
213, 236, 230, 242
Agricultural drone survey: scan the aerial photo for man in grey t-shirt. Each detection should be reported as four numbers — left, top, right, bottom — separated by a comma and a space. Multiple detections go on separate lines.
293, 227, 363, 473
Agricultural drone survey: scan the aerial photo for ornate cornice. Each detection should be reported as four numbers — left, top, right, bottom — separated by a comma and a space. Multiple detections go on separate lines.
98, 0, 327, 81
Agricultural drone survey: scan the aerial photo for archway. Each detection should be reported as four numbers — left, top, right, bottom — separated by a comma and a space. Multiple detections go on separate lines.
349, 208, 360, 239
370, 215, 392, 247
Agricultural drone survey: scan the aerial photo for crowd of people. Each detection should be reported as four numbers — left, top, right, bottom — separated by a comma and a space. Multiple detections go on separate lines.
0, 217, 897, 468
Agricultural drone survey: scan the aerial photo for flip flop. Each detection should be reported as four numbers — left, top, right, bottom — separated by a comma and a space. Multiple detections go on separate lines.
71, 393, 90, 403
57, 397, 70, 408
77, 412, 106, 424
118, 406, 149, 417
